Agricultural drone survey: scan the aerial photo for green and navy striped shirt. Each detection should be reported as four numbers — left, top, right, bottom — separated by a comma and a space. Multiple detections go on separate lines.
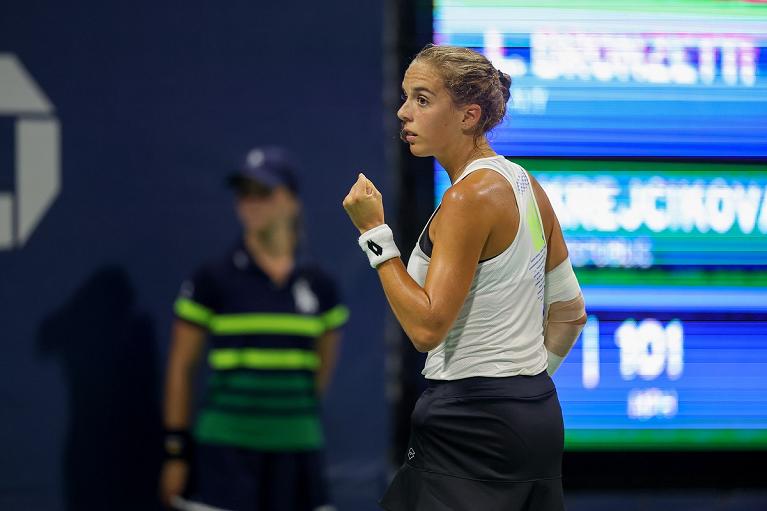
174, 242, 349, 451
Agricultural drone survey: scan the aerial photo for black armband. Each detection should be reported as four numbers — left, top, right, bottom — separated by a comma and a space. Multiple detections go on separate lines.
163, 429, 193, 461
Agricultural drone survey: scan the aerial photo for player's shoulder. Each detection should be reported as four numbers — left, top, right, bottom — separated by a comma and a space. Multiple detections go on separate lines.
445, 170, 507, 207
442, 167, 515, 226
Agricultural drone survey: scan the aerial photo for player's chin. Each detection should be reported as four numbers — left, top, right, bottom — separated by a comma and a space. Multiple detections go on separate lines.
407, 141, 431, 157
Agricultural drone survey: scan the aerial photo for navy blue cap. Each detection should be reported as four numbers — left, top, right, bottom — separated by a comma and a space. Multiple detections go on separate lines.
227, 147, 300, 195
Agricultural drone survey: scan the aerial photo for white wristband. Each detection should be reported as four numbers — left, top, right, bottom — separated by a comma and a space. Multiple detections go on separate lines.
546, 350, 565, 376
358, 224, 400, 268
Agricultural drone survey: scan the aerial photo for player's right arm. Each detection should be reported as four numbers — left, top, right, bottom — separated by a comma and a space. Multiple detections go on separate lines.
159, 320, 206, 508
531, 175, 587, 375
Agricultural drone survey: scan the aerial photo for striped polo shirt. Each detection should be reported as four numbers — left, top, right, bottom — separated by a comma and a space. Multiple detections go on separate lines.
174, 242, 349, 451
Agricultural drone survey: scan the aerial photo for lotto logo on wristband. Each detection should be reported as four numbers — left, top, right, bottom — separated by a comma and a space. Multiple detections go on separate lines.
358, 224, 400, 269
367, 240, 383, 256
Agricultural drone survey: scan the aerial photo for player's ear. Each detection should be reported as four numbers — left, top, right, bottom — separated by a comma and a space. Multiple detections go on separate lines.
461, 104, 482, 131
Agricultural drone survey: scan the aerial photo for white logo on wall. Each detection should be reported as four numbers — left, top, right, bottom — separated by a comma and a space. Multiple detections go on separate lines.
0, 54, 60, 250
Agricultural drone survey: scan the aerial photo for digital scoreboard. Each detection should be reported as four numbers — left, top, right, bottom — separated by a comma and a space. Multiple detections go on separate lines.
433, 0, 767, 157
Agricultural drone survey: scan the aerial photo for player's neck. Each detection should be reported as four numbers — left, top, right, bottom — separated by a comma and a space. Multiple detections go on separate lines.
439, 139, 496, 184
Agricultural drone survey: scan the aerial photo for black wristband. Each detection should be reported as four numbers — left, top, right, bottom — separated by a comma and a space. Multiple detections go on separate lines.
163, 429, 192, 461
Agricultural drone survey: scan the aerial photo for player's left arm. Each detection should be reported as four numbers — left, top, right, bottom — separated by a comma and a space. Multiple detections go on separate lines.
343, 173, 493, 352
529, 173, 587, 374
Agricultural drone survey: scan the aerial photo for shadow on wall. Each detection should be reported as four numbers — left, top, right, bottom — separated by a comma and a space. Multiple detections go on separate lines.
38, 266, 163, 511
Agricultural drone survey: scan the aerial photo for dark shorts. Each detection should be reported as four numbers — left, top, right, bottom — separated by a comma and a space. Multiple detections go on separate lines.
186, 442, 331, 511
380, 372, 565, 511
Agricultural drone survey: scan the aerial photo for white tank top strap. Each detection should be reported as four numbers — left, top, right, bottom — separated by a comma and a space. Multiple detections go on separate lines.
455, 155, 512, 182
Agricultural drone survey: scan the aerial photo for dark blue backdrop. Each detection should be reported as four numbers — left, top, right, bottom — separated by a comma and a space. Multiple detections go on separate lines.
0, 2, 389, 510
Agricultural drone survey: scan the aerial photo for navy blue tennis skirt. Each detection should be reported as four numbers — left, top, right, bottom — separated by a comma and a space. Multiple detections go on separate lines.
380, 372, 564, 511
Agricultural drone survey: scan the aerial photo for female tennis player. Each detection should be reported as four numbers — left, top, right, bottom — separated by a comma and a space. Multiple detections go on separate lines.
343, 44, 586, 511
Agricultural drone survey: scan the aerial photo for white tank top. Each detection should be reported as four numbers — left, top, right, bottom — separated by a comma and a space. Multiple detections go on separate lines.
408, 156, 548, 380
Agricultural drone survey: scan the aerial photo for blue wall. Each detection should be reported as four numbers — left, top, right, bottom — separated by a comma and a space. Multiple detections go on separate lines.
0, 2, 389, 510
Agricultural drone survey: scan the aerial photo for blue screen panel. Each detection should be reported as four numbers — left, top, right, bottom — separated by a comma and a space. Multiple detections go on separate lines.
434, 0, 767, 157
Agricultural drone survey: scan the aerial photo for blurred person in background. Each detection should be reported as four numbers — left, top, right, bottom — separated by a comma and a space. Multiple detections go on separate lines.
159, 147, 349, 511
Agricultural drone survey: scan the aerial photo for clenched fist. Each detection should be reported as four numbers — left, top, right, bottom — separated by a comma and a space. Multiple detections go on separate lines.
343, 173, 385, 234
